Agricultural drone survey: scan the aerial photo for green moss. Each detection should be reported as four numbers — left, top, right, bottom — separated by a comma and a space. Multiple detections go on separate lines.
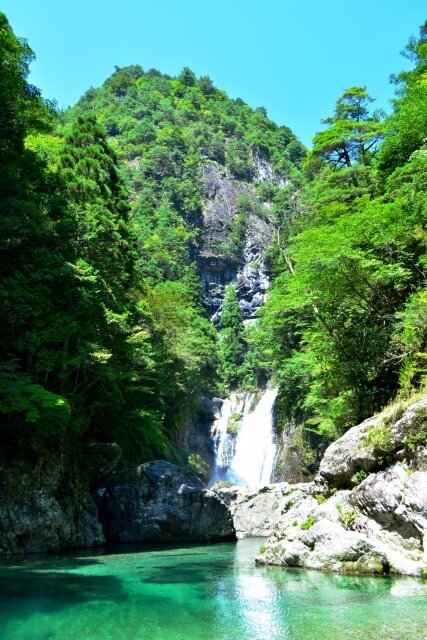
301, 515, 315, 530
187, 453, 209, 478
213, 480, 234, 490
282, 500, 295, 513
363, 423, 393, 453
315, 494, 327, 504
227, 412, 243, 436
403, 429, 427, 451
351, 469, 368, 485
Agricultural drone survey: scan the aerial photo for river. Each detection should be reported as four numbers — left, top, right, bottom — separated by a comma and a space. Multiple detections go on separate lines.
1, 538, 427, 639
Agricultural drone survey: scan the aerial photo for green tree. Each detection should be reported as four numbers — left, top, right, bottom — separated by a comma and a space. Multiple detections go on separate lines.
378, 22, 427, 176
308, 87, 384, 172
218, 285, 246, 390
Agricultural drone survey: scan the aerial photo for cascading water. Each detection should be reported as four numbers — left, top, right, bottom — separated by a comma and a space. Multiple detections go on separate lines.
209, 387, 278, 487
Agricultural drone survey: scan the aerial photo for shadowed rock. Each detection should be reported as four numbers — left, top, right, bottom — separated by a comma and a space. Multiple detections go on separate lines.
96, 460, 236, 543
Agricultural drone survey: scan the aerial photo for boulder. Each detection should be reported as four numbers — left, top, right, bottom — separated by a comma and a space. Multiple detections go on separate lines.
96, 460, 235, 543
349, 466, 427, 542
214, 482, 312, 538
319, 397, 427, 488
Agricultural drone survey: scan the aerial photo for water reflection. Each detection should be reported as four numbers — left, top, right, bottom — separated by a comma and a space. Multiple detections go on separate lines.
0, 539, 427, 640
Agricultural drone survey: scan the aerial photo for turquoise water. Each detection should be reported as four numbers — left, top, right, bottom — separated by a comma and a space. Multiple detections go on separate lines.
1, 539, 427, 640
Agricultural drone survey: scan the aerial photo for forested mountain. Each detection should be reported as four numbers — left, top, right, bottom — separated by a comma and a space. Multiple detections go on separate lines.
1, 9, 426, 489
0, 12, 304, 469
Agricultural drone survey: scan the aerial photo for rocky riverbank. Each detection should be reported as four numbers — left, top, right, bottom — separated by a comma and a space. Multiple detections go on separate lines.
255, 396, 427, 576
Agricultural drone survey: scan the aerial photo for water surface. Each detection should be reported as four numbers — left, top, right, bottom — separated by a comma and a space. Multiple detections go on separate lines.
1, 539, 427, 640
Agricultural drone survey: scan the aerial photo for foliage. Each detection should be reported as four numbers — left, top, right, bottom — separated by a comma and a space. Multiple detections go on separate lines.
301, 515, 315, 530
350, 470, 368, 486
256, 25, 427, 450
2, 9, 427, 485
336, 504, 358, 530
218, 285, 246, 390
187, 453, 209, 478
362, 424, 393, 454
228, 412, 243, 435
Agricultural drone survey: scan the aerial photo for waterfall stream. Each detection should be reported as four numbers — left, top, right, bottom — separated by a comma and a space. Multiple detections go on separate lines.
209, 387, 278, 487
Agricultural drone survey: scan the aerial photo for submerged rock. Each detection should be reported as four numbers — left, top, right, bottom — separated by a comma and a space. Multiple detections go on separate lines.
96, 460, 236, 543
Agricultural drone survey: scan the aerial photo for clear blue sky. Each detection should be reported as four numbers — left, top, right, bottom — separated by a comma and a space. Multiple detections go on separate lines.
1, 0, 425, 146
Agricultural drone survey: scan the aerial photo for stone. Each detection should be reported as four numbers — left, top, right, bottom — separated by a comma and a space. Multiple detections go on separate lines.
349, 465, 427, 541
214, 482, 312, 538
96, 460, 235, 543
0, 456, 104, 554
257, 396, 427, 577
319, 397, 427, 488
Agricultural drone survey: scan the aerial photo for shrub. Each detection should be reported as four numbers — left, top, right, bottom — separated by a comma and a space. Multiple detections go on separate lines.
187, 453, 209, 478
301, 515, 315, 530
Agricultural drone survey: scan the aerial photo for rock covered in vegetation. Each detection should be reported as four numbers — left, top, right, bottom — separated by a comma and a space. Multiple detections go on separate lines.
0, 456, 105, 554
256, 396, 427, 577
319, 397, 427, 488
96, 460, 236, 543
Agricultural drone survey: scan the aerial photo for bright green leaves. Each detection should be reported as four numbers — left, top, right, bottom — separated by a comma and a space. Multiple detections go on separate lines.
217, 285, 268, 392
60, 115, 133, 297
147, 280, 218, 426
218, 285, 246, 390
259, 53, 427, 447
307, 86, 384, 173
379, 23, 427, 176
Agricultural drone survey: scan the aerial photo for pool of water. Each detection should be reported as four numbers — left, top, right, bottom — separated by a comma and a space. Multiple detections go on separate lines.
1, 538, 427, 640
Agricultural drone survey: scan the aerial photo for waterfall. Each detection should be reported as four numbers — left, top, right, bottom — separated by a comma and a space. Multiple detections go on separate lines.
209, 387, 278, 487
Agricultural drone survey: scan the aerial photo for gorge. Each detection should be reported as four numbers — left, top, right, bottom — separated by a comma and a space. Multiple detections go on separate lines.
1, 9, 427, 640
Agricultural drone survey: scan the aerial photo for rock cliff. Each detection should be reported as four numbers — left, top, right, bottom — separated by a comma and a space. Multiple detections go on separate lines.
197, 163, 274, 323
0, 454, 104, 554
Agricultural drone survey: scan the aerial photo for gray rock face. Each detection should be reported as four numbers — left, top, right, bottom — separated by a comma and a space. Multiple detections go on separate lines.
319, 397, 427, 488
256, 476, 427, 576
0, 456, 104, 554
252, 153, 287, 186
178, 396, 216, 481
350, 467, 427, 541
257, 396, 427, 577
214, 483, 312, 538
197, 163, 273, 322
96, 460, 236, 543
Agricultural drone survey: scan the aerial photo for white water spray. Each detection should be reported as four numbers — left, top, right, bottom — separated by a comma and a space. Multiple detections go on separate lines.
209, 387, 278, 487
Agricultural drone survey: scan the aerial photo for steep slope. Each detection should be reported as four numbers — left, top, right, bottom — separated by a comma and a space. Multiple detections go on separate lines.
64, 65, 305, 322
